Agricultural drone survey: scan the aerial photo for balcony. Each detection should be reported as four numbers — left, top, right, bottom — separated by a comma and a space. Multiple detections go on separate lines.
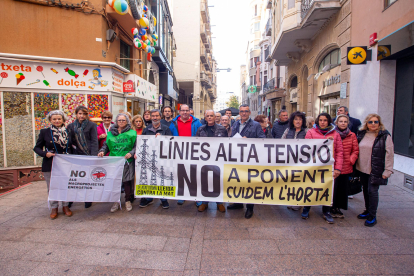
106, 4, 136, 38
266, 18, 272, 36
200, 46, 207, 64
205, 37, 212, 51
271, 0, 341, 65
200, 24, 207, 43
264, 47, 271, 62
249, 66, 257, 76
263, 78, 275, 94
201, 0, 209, 24
200, 72, 212, 88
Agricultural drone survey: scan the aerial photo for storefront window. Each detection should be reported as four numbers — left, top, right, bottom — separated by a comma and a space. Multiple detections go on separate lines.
112, 96, 125, 117
61, 93, 87, 125
120, 40, 131, 71
87, 94, 109, 119
318, 49, 341, 72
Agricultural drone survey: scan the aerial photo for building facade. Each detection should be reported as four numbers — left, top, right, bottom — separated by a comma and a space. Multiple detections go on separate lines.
214, 91, 237, 111
172, 0, 217, 118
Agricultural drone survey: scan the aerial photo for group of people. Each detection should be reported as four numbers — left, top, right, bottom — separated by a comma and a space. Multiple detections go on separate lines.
34, 104, 394, 227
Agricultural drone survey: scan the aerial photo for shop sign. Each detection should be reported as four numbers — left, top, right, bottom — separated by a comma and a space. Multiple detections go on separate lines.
159, 95, 163, 105
0, 58, 124, 92
124, 74, 157, 102
377, 45, 391, 61
323, 74, 341, 88
112, 69, 124, 93
347, 46, 369, 65
123, 80, 134, 93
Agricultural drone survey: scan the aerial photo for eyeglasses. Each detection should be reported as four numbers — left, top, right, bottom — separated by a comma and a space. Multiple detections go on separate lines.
239, 110, 250, 113
117, 120, 127, 122
103, 117, 112, 119
180, 110, 190, 112
368, 121, 379, 124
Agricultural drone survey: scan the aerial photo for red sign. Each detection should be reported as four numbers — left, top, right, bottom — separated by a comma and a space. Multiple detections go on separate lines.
123, 80, 134, 93
369, 33, 377, 47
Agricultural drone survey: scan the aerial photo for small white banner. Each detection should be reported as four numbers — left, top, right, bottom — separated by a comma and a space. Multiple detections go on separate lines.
49, 154, 125, 203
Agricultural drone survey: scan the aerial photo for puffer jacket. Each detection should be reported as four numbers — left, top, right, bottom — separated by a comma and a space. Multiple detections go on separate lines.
196, 124, 228, 137
340, 131, 359, 174
271, 120, 289, 138
305, 124, 344, 171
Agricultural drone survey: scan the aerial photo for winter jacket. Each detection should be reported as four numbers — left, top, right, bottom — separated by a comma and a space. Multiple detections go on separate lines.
67, 120, 99, 156
169, 115, 202, 137
333, 115, 361, 135
305, 124, 344, 171
142, 123, 172, 136
231, 118, 266, 139
357, 130, 393, 185
263, 126, 273, 138
196, 124, 228, 137
282, 127, 308, 139
97, 122, 113, 155
339, 131, 359, 174
271, 120, 289, 138
160, 119, 173, 128
33, 127, 72, 172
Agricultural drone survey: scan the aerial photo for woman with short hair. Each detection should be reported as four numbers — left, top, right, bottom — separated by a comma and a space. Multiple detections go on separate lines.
97, 110, 114, 153
143, 110, 152, 126
131, 114, 146, 135
98, 113, 137, 213
34, 110, 72, 219
254, 115, 272, 138
356, 113, 394, 227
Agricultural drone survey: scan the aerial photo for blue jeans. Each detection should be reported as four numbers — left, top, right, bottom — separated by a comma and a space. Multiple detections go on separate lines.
200, 202, 222, 205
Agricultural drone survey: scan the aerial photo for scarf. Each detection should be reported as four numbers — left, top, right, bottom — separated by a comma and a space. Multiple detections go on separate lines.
51, 125, 68, 149
335, 127, 350, 140
316, 124, 334, 135
111, 124, 131, 136
74, 119, 90, 155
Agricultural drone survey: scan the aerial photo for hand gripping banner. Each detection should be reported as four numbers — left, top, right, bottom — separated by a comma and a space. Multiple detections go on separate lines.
135, 136, 335, 206
49, 154, 125, 203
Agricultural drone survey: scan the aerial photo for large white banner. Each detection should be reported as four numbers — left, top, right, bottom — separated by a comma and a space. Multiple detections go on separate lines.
49, 155, 125, 203
135, 136, 335, 206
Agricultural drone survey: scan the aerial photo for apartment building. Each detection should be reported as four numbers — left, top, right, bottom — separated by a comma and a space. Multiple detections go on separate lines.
172, 0, 217, 118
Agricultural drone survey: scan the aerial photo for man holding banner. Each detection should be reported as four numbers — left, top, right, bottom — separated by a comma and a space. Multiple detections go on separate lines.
228, 104, 266, 219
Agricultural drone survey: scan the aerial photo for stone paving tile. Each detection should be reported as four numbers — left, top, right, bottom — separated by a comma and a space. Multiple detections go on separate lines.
89, 266, 153, 276
163, 237, 191, 253
0, 259, 41, 276
134, 224, 194, 238
0, 214, 37, 228
60, 220, 113, 233
292, 226, 342, 240
247, 226, 296, 240
183, 270, 200, 276
203, 227, 250, 240
152, 270, 185, 276
185, 219, 205, 270
130, 250, 187, 271
116, 234, 168, 250
200, 254, 259, 274
374, 239, 414, 254
28, 262, 96, 276
380, 254, 414, 274
252, 254, 318, 275
202, 239, 229, 254
228, 239, 280, 255
20, 243, 77, 263
69, 232, 121, 247
71, 246, 135, 267
22, 229, 76, 245
276, 239, 330, 255
0, 226, 33, 241
322, 239, 382, 255
0, 241, 39, 260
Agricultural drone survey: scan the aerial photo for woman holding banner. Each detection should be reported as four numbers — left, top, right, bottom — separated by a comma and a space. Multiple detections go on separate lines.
34, 110, 72, 220
302, 112, 343, 224
356, 114, 394, 227
332, 114, 359, 219
98, 113, 137, 213
282, 111, 308, 211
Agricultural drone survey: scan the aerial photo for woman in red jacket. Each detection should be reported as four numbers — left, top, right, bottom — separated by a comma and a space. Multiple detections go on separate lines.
97, 111, 114, 154
302, 112, 343, 224
332, 114, 359, 218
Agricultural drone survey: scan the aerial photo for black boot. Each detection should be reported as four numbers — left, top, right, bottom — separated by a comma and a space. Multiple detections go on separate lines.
85, 202, 92, 208
227, 203, 243, 210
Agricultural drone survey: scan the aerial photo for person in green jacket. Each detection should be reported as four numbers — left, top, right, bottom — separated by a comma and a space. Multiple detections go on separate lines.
98, 113, 137, 213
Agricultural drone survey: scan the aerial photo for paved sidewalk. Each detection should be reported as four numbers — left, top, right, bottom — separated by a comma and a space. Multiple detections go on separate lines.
0, 179, 414, 275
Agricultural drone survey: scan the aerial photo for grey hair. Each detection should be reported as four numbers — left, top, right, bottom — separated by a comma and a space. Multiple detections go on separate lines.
278, 109, 288, 116
205, 109, 215, 115
113, 113, 131, 128
221, 115, 229, 120
47, 110, 68, 122
239, 104, 249, 109
150, 109, 162, 117
338, 106, 349, 113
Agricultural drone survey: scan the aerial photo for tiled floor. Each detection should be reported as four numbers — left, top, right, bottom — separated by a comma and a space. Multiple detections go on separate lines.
0, 180, 413, 275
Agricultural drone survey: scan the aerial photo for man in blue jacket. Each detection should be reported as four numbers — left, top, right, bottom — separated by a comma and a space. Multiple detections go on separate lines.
228, 104, 266, 219
169, 104, 202, 205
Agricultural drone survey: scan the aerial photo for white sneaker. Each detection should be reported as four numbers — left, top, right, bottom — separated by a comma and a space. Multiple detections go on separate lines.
110, 202, 119, 213
126, 201, 132, 212
348, 195, 354, 199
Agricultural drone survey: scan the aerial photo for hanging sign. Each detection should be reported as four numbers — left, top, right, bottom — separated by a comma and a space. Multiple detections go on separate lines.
347, 46, 368, 65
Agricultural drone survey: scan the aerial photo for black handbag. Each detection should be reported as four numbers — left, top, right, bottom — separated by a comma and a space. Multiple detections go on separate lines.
348, 169, 362, 195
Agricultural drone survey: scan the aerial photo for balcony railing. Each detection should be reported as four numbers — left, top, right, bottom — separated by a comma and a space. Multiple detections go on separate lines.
201, 0, 209, 23
264, 47, 271, 62
266, 18, 272, 36
263, 78, 275, 93
301, 0, 314, 19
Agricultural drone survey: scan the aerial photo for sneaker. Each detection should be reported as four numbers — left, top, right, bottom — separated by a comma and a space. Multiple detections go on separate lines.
217, 204, 226, 213
336, 209, 344, 219
357, 210, 370, 219
330, 207, 338, 218
301, 207, 310, 219
195, 201, 202, 207
110, 202, 119, 213
177, 200, 185, 205
125, 201, 132, 212
348, 195, 354, 199
323, 212, 334, 224
198, 203, 208, 212
139, 198, 154, 208
161, 200, 169, 209
364, 215, 377, 227
287, 206, 301, 211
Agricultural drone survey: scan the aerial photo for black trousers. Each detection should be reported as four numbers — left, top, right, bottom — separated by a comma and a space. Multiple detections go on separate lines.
333, 174, 350, 210
360, 173, 380, 217
232, 203, 254, 210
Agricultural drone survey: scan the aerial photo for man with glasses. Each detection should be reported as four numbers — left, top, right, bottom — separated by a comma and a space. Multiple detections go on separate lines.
228, 104, 266, 219
169, 104, 202, 205
334, 106, 361, 135
139, 109, 172, 209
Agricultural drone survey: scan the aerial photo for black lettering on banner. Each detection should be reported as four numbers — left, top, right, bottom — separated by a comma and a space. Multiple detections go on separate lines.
287, 145, 298, 163
264, 144, 274, 163
228, 168, 240, 182
247, 145, 259, 163
254, 186, 262, 199
318, 169, 329, 183
303, 170, 316, 183
291, 170, 301, 182
174, 142, 184, 159
237, 143, 247, 162
287, 187, 295, 201
245, 187, 254, 199
263, 186, 273, 200
159, 141, 167, 159
168, 141, 172, 159
314, 188, 323, 201
216, 143, 227, 161
317, 145, 331, 163
312, 145, 317, 163
320, 188, 330, 201
234, 187, 242, 198
248, 169, 259, 183
299, 145, 311, 163
177, 164, 197, 196
200, 142, 210, 161
276, 144, 285, 163
186, 142, 190, 160
191, 142, 200, 161
304, 187, 313, 203
261, 169, 274, 183
70, 170, 86, 177
279, 186, 285, 200
227, 186, 233, 198
228, 143, 237, 162
201, 165, 220, 197
276, 170, 288, 182
296, 187, 304, 201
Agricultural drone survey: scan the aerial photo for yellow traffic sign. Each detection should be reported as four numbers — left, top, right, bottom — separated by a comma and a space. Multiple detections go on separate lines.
347, 46, 367, 65
377, 45, 391, 60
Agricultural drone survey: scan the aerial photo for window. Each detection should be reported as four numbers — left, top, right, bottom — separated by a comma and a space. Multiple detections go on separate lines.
288, 0, 295, 9
120, 40, 131, 71
318, 49, 341, 73
254, 57, 259, 65
254, 22, 260, 31
250, 58, 254, 68
255, 4, 257, 16
290, 76, 297, 88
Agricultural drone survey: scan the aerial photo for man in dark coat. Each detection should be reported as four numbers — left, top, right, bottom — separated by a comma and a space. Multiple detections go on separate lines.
228, 104, 266, 219
271, 109, 289, 138
140, 109, 172, 209
334, 106, 362, 134
160, 106, 174, 128
225, 109, 235, 127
